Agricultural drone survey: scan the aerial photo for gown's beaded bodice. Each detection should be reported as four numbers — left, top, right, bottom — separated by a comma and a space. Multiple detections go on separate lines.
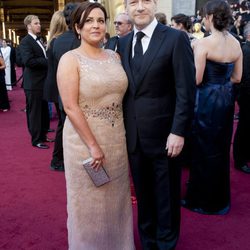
71, 49, 128, 128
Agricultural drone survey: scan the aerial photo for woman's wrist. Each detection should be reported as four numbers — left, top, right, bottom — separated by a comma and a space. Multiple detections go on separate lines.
88, 140, 98, 150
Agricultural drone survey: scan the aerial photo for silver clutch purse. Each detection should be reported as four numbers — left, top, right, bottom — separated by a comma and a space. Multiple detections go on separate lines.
82, 158, 110, 187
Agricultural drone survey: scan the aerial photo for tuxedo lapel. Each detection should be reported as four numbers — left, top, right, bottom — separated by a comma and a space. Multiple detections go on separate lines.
135, 24, 166, 92
28, 34, 46, 57
123, 32, 137, 94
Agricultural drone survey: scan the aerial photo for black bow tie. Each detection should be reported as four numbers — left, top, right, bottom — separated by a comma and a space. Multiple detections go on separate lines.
36, 36, 41, 41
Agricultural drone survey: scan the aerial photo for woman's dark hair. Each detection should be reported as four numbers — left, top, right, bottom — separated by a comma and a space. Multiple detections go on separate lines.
240, 1, 250, 11
203, 0, 232, 31
72, 2, 107, 39
105, 32, 110, 40
155, 12, 167, 25
171, 13, 192, 31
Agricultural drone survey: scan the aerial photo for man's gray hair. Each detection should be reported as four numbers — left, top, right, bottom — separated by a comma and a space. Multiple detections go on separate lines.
116, 12, 133, 25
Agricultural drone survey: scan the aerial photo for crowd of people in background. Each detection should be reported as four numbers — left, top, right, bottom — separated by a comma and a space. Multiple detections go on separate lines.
0, 0, 250, 249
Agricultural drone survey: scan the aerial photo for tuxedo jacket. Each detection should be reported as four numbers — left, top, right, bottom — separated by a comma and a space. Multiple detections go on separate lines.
52, 30, 80, 108
19, 34, 48, 91
118, 23, 196, 154
104, 36, 119, 51
43, 38, 58, 102
53, 30, 80, 71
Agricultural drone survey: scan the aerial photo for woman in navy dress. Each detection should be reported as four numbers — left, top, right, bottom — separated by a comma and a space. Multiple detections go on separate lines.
183, 0, 243, 215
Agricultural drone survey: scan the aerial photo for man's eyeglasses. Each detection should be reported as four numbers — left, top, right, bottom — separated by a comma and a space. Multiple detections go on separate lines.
114, 21, 127, 26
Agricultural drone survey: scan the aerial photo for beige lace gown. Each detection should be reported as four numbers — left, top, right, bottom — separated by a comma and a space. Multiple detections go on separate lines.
63, 49, 135, 250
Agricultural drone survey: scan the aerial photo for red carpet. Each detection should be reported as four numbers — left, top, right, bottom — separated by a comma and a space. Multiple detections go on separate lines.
1, 71, 250, 249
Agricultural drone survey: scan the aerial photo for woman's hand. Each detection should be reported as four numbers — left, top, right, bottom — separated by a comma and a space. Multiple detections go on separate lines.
89, 144, 105, 171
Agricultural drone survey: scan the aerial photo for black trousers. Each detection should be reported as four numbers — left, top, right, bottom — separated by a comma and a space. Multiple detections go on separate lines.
51, 103, 66, 166
25, 90, 49, 145
233, 93, 250, 167
128, 140, 181, 250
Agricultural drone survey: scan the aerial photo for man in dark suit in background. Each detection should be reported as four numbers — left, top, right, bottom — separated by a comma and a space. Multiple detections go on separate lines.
118, 0, 196, 249
19, 15, 49, 149
50, 2, 80, 170
233, 22, 250, 173
105, 12, 133, 51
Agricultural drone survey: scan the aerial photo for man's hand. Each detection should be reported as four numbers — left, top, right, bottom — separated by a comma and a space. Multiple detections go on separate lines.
166, 133, 184, 158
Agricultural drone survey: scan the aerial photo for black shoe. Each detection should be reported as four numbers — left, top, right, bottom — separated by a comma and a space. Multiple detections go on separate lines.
50, 164, 64, 171
236, 164, 250, 174
33, 143, 49, 149
47, 128, 55, 132
181, 199, 229, 215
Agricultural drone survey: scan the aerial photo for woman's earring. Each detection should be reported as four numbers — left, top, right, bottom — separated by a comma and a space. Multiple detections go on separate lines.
78, 33, 81, 40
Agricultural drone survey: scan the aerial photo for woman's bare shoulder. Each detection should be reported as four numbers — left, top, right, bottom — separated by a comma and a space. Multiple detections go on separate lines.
61, 50, 76, 59
59, 50, 79, 66
228, 33, 241, 48
192, 37, 210, 54
193, 36, 211, 47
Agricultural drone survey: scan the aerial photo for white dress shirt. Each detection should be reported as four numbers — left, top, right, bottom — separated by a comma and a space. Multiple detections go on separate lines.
132, 18, 158, 57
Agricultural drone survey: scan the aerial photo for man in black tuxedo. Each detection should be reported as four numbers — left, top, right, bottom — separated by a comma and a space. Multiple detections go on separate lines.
19, 15, 49, 149
118, 1, 196, 249
105, 12, 133, 51
233, 23, 250, 173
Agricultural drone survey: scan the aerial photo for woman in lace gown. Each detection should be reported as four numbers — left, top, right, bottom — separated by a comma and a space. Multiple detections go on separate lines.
182, 0, 242, 215
57, 3, 134, 249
